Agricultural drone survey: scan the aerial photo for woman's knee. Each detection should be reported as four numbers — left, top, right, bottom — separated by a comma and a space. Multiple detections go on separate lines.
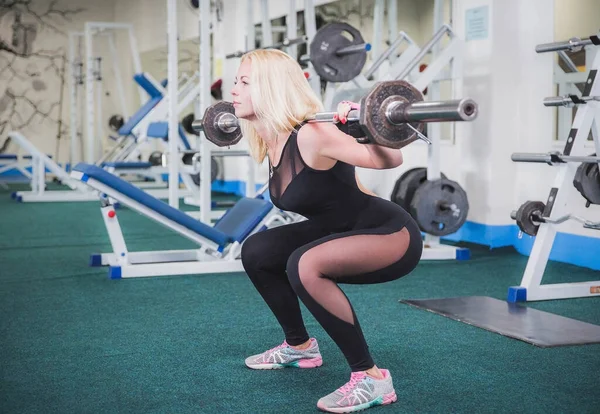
286, 248, 305, 291
241, 232, 268, 273
286, 248, 322, 294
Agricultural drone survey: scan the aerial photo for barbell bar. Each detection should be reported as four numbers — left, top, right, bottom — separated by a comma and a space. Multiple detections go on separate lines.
299, 42, 372, 63
511, 152, 600, 164
191, 80, 479, 149
510, 207, 600, 235
207, 98, 475, 131
226, 35, 309, 59
543, 95, 600, 107
535, 33, 600, 53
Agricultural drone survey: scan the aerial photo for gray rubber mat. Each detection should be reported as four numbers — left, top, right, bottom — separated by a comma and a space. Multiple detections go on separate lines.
401, 296, 600, 347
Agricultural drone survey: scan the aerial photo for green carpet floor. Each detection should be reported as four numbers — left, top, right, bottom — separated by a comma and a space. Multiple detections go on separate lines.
1, 184, 599, 414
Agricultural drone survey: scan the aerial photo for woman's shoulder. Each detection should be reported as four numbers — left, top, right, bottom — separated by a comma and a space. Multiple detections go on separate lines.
296, 121, 338, 144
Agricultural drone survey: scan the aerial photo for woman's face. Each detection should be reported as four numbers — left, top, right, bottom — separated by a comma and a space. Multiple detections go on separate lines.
230, 59, 255, 120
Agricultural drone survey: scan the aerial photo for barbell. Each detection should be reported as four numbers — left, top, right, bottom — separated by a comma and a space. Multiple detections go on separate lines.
191, 80, 479, 149
510, 200, 600, 236
226, 22, 371, 83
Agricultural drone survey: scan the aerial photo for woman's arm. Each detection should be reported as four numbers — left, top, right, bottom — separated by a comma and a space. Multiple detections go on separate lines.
301, 122, 404, 170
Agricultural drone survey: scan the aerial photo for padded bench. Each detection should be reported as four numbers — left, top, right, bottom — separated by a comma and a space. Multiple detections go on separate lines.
101, 161, 154, 170
73, 163, 272, 249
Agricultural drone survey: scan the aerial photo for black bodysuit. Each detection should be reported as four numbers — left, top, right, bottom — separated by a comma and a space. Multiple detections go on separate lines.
241, 125, 423, 371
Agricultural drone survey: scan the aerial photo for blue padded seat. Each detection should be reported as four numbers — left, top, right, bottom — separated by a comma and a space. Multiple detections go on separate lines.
102, 161, 153, 169
213, 198, 273, 243
73, 163, 271, 248
146, 122, 192, 150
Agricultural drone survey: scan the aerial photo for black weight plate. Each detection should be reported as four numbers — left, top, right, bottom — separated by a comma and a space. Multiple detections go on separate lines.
573, 154, 600, 205
148, 151, 163, 166
391, 168, 448, 211
108, 114, 124, 132
202, 101, 242, 147
515, 200, 545, 236
390, 168, 423, 209
181, 113, 198, 136
410, 178, 469, 236
309, 22, 367, 83
359, 80, 425, 149
183, 154, 219, 186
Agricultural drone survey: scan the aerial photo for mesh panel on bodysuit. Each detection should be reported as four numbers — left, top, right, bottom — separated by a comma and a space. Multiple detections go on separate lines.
296, 228, 412, 325
269, 128, 306, 201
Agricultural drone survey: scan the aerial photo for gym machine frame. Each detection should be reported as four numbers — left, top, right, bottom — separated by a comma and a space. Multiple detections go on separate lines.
381, 3, 468, 261
322, 11, 469, 260
508, 34, 600, 302
190, 0, 319, 224
84, 22, 143, 164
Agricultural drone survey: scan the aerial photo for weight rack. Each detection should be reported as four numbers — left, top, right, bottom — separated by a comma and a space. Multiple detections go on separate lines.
508, 33, 600, 302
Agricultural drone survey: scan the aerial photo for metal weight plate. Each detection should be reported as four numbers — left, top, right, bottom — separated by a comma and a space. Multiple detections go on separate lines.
391, 168, 423, 210
573, 155, 600, 205
108, 114, 124, 132
390, 168, 447, 211
148, 151, 163, 166
359, 80, 425, 149
182, 154, 219, 186
309, 22, 367, 83
181, 113, 198, 136
201, 101, 243, 147
410, 178, 469, 236
515, 200, 546, 236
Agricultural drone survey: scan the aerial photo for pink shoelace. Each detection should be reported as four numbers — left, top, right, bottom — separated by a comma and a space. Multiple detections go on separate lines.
337, 372, 367, 395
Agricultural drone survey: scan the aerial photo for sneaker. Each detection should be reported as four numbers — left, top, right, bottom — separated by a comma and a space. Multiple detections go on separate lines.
316, 369, 397, 413
244, 338, 323, 370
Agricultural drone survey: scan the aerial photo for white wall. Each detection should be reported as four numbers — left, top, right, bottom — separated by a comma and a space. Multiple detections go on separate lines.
554, 0, 600, 41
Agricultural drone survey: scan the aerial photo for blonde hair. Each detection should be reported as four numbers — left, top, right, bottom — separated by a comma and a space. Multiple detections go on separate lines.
239, 49, 324, 163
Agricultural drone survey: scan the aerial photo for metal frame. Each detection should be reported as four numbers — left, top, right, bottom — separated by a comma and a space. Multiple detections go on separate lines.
322, 30, 420, 109
327, 4, 466, 261
84, 22, 143, 164
553, 48, 598, 142
7, 131, 192, 203
167, 0, 179, 208
508, 45, 600, 302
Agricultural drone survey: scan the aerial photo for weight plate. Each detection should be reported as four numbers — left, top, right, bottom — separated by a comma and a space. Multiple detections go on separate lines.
148, 151, 163, 166
181, 113, 198, 136
202, 101, 243, 147
108, 114, 124, 132
573, 154, 600, 205
515, 200, 545, 236
391, 168, 447, 211
309, 22, 367, 83
410, 178, 469, 236
182, 154, 219, 186
359, 80, 425, 149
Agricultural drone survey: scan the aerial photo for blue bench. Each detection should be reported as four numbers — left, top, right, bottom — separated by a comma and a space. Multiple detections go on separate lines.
73, 163, 272, 249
